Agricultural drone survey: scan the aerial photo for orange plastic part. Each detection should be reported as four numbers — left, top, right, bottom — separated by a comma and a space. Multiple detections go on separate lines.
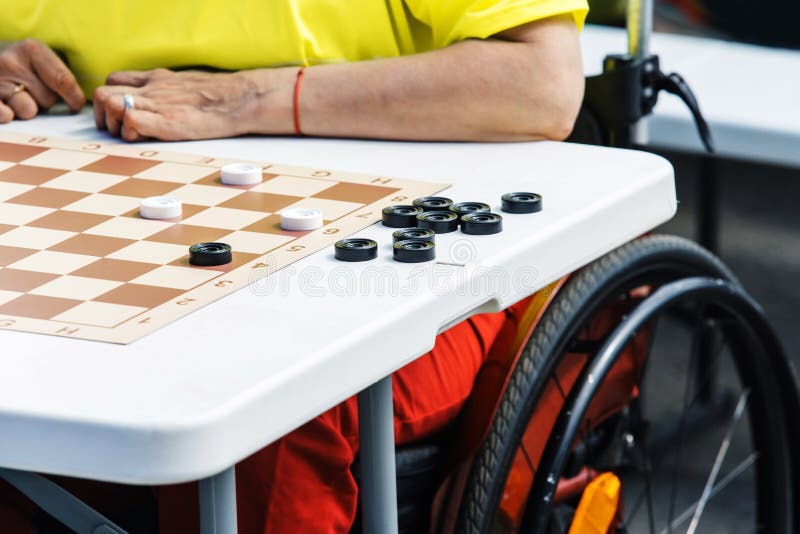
568, 472, 621, 534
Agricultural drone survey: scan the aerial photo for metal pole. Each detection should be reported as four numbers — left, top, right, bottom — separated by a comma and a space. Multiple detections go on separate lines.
0, 469, 125, 533
199, 466, 238, 534
358, 375, 399, 534
627, 0, 654, 145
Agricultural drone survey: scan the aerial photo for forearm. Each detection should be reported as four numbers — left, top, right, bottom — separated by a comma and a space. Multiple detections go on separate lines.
244, 17, 584, 142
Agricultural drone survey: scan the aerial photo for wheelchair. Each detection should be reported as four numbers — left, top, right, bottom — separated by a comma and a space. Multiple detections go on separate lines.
372, 233, 799, 534
361, 3, 800, 531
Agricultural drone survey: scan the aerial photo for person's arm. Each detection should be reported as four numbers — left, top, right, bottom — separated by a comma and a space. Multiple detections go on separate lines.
97, 15, 583, 143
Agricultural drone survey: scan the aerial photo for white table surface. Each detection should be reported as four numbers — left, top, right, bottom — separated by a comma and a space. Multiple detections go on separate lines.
0, 111, 676, 485
581, 25, 800, 168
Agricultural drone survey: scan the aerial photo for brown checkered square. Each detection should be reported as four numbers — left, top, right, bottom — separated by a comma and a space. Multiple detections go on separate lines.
145, 224, 230, 246
0, 142, 47, 163
0, 165, 68, 186
0, 223, 13, 235
0, 245, 37, 266
49, 234, 134, 256
99, 178, 181, 198
70, 258, 159, 282
80, 155, 160, 176
219, 191, 302, 213
6, 187, 89, 208
0, 269, 59, 292
313, 183, 400, 204
0, 293, 82, 319
27, 211, 112, 232
94, 283, 184, 308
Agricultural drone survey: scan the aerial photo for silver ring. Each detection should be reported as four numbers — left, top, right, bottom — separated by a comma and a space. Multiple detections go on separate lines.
123, 94, 135, 110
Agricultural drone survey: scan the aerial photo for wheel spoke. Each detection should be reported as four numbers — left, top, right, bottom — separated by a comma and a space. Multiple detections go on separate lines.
658, 452, 758, 534
635, 404, 657, 534
666, 325, 701, 534
685, 389, 750, 534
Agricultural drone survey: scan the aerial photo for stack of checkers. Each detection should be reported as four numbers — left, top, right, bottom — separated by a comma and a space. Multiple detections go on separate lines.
136, 163, 326, 266
334, 191, 542, 263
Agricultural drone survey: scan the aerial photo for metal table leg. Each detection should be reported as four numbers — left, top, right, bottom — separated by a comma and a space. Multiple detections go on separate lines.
199, 466, 238, 534
358, 375, 399, 534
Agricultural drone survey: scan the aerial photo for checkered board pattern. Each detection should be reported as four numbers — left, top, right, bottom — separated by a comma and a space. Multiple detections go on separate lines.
0, 131, 446, 343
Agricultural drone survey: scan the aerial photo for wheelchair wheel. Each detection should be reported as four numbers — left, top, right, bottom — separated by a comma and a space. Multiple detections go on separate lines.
456, 235, 798, 533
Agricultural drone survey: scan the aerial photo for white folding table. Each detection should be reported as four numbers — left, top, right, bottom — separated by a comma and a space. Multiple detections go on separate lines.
0, 111, 676, 533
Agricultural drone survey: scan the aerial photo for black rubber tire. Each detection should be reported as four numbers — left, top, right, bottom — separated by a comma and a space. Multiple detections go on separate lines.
455, 234, 794, 533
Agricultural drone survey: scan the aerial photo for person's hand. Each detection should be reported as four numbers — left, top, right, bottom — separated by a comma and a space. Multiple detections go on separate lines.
0, 39, 85, 123
94, 68, 295, 142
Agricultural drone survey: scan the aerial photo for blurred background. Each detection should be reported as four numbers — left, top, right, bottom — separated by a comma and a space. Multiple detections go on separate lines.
584, 0, 800, 362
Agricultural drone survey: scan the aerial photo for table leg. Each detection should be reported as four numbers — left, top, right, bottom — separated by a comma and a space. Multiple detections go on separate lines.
358, 375, 399, 534
199, 466, 238, 534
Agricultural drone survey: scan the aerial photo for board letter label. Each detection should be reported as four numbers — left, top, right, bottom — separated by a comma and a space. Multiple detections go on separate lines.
138, 317, 152, 324
81, 143, 101, 151
140, 150, 158, 158
286, 245, 305, 252
214, 280, 233, 287
356, 212, 372, 219
0, 319, 16, 327
57, 326, 79, 335
176, 298, 196, 306
28, 136, 47, 144
323, 228, 339, 234
252, 262, 269, 269
311, 171, 331, 177
372, 177, 392, 185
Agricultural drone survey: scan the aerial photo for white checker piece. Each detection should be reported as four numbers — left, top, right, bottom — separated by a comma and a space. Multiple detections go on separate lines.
140, 196, 181, 220
280, 208, 323, 231
221, 163, 262, 185
280, 197, 361, 220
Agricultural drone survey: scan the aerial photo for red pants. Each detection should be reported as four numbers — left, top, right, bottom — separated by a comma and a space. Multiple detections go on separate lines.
159, 306, 521, 533
0, 305, 522, 533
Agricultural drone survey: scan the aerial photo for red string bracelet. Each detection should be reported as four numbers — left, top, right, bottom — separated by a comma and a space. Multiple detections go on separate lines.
293, 67, 305, 136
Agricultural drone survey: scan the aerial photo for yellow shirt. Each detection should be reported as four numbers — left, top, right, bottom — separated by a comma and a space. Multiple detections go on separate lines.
1, 0, 588, 96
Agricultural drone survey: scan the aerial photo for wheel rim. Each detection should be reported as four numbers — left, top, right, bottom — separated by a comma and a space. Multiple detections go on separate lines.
516, 278, 792, 534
